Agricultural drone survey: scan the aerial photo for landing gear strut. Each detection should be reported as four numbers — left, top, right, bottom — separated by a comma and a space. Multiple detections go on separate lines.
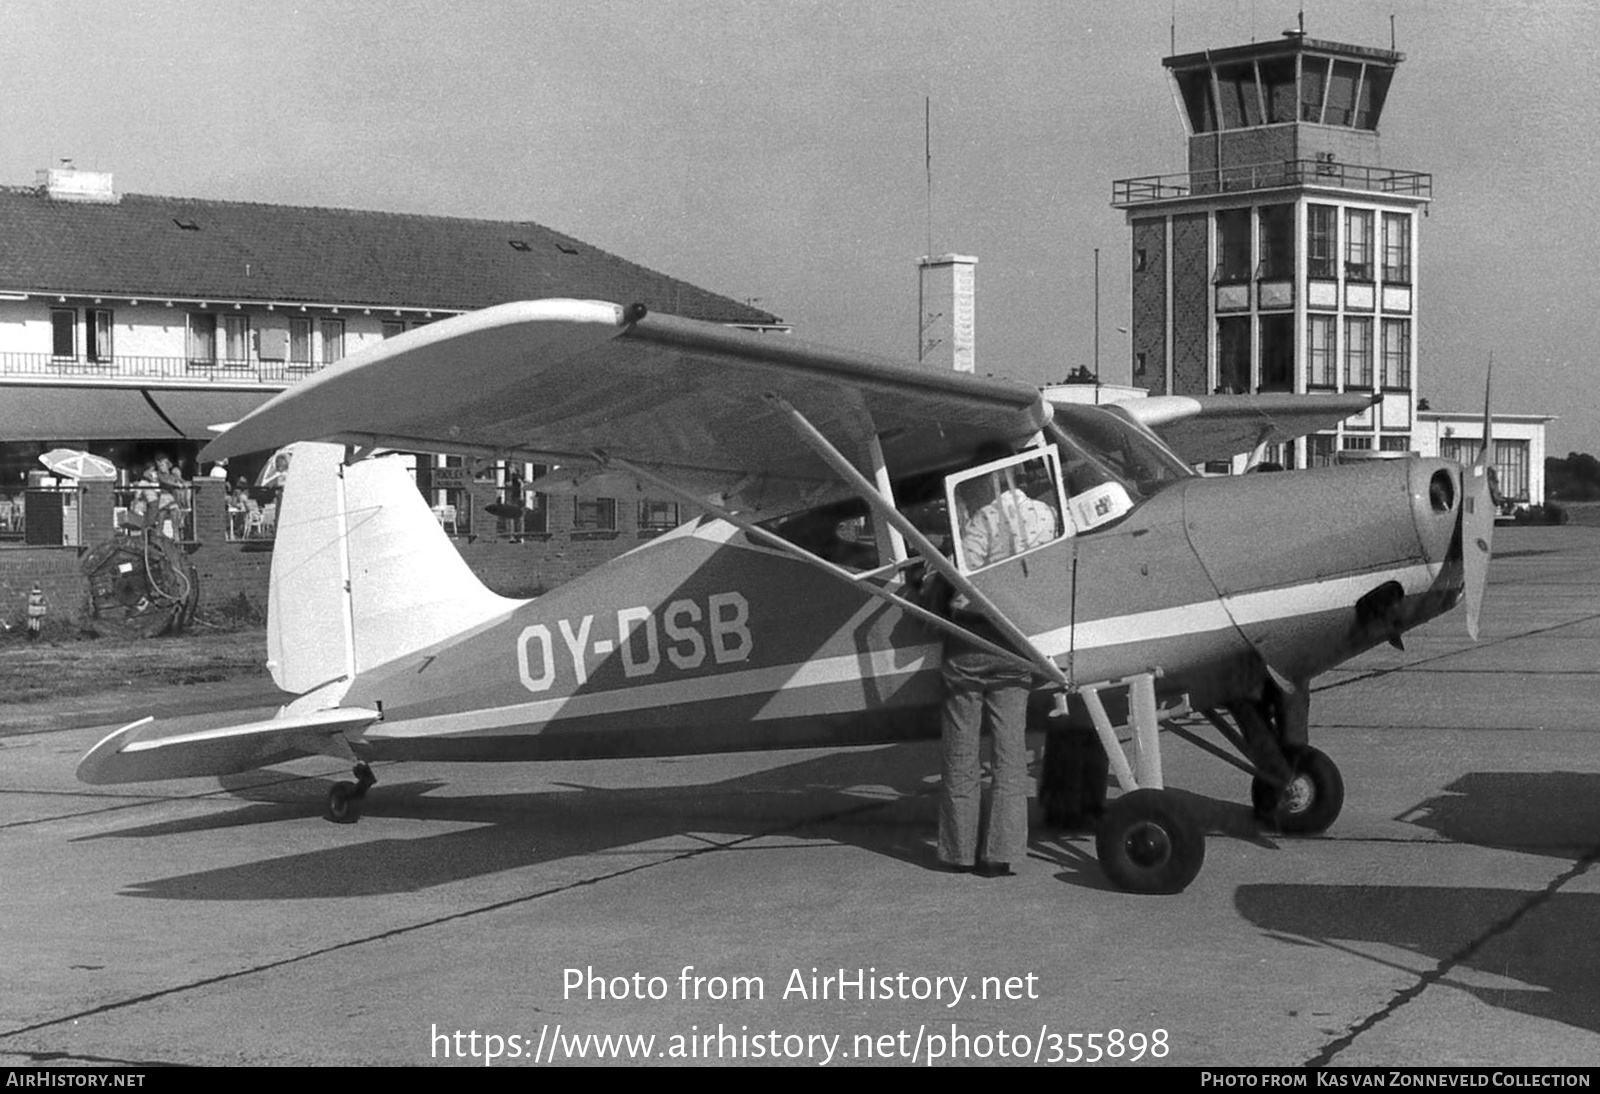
326, 762, 377, 824
1040, 674, 1208, 894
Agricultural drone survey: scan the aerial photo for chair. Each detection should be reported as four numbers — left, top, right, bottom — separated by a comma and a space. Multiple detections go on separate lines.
438, 503, 458, 534
243, 505, 266, 538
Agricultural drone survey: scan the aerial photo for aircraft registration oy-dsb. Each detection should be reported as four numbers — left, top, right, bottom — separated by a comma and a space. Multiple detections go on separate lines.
77, 300, 1496, 893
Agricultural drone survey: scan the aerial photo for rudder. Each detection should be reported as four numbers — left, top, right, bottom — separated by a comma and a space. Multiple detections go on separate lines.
267, 443, 525, 695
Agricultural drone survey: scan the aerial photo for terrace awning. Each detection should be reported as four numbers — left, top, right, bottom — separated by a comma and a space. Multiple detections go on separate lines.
0, 385, 276, 443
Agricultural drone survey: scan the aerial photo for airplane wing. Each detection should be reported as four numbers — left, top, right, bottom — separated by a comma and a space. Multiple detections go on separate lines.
1117, 392, 1380, 465
203, 299, 1052, 517
76, 707, 380, 785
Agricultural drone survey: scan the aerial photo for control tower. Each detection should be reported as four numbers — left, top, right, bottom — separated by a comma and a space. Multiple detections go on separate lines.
1113, 29, 1431, 466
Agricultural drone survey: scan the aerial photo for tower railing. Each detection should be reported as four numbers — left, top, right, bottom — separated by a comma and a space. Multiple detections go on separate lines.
1113, 160, 1432, 206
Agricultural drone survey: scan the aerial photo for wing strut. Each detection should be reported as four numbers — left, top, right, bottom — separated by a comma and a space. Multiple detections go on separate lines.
598, 454, 1036, 674
765, 395, 1074, 693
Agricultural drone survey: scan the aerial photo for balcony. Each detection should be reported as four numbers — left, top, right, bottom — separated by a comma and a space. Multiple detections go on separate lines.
0, 352, 327, 386
1113, 160, 1433, 207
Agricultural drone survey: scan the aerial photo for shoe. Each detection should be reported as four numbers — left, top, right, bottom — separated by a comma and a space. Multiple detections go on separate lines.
935, 860, 975, 874
975, 861, 1015, 878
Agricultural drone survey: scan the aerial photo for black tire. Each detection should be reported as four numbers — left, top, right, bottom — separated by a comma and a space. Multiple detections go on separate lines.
1095, 789, 1205, 894
1251, 745, 1343, 834
326, 781, 363, 824
1039, 726, 1110, 829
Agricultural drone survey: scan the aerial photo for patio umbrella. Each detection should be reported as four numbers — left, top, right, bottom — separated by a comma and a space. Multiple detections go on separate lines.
38, 449, 117, 481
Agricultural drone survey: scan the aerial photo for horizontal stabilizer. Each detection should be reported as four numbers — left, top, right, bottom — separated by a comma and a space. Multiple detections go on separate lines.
76, 707, 379, 785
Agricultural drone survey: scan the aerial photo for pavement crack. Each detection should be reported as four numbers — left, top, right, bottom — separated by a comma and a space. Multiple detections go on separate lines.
1303, 846, 1600, 1067
1311, 610, 1600, 696
0, 793, 896, 1045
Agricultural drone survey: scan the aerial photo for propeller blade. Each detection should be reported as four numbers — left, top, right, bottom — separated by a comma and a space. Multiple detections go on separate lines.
1462, 361, 1495, 640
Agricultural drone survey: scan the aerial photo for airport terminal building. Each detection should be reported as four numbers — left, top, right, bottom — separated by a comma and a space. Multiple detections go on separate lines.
0, 168, 784, 621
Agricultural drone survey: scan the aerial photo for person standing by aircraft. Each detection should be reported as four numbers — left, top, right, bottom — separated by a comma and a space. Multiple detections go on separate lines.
936, 451, 1064, 877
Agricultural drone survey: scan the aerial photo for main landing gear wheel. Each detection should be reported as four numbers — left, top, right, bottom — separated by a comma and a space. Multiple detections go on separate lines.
1251, 745, 1343, 834
1095, 789, 1205, 894
325, 762, 378, 825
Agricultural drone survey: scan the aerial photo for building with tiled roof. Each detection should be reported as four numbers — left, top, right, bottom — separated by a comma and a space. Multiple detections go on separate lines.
0, 168, 785, 618
0, 171, 780, 324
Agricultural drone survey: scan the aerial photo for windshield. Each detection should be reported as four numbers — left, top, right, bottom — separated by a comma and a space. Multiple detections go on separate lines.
1049, 404, 1193, 502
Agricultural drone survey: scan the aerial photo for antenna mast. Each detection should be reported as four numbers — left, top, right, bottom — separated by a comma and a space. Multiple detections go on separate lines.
925, 96, 933, 256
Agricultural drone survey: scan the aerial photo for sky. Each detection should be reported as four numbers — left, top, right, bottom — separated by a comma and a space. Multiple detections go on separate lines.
1, 0, 1596, 455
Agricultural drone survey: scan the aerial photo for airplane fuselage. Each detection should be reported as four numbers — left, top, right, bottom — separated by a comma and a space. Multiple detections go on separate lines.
339, 456, 1466, 763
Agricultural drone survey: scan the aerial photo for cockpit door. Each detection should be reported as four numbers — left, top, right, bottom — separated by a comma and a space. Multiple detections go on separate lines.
943, 448, 1078, 676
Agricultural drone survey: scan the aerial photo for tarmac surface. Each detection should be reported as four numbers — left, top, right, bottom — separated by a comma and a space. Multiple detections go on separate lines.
1, 523, 1597, 1067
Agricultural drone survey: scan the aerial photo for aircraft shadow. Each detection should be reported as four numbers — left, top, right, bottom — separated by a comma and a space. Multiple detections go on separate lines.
85, 744, 952, 901
1235, 884, 1600, 1037
1235, 771, 1600, 1037
83, 740, 1297, 901
1399, 772, 1600, 856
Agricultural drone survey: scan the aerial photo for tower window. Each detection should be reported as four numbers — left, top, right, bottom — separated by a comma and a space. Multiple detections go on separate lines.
1308, 205, 1337, 279
1381, 319, 1411, 389
1216, 209, 1251, 283
1383, 213, 1412, 283
1215, 62, 1262, 128
1325, 61, 1364, 127
1344, 317, 1373, 388
1259, 57, 1297, 123
1345, 209, 1374, 281
1217, 317, 1251, 393
1259, 314, 1294, 392
1307, 314, 1336, 388
1258, 205, 1294, 280
1175, 70, 1218, 133
1301, 57, 1330, 122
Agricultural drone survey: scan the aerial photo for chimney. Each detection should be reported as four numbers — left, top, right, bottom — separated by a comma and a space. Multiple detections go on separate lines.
36, 166, 119, 204
917, 254, 977, 372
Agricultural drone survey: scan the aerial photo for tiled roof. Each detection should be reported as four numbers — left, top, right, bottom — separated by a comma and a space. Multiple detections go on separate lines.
0, 186, 783, 326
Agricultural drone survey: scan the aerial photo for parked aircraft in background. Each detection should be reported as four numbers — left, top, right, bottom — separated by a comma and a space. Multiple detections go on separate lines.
78, 300, 1494, 893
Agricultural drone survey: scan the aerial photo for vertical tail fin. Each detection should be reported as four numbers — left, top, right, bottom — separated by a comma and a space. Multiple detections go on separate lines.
267, 443, 524, 695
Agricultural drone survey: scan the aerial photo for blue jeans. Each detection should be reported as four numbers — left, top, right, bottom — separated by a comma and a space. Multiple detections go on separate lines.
938, 647, 1032, 867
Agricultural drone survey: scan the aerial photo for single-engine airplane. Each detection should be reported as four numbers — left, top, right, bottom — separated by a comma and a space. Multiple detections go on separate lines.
77, 300, 1496, 893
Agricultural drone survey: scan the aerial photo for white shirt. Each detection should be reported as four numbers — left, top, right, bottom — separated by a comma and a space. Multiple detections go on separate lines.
962, 488, 1058, 570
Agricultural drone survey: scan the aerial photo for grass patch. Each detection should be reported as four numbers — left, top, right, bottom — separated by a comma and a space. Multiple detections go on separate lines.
0, 626, 268, 705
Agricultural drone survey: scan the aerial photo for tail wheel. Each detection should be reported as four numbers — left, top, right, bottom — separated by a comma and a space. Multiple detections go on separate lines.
326, 781, 363, 824
1095, 789, 1205, 894
1251, 745, 1343, 834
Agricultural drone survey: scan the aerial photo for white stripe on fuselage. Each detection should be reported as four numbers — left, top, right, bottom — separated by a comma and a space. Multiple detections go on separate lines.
365, 560, 1439, 741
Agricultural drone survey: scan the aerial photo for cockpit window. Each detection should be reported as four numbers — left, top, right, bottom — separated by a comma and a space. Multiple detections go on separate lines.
946, 449, 1069, 573
1050, 404, 1193, 502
